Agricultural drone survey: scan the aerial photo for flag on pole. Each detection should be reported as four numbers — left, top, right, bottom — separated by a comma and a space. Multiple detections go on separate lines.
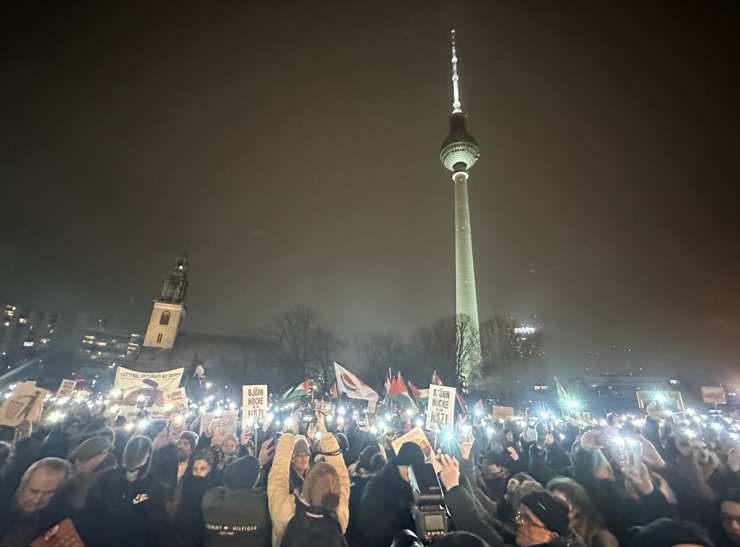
554, 377, 568, 401
334, 363, 379, 402
385, 371, 417, 412
431, 371, 443, 386
281, 380, 311, 400
382, 368, 393, 398
328, 383, 338, 399
408, 381, 429, 405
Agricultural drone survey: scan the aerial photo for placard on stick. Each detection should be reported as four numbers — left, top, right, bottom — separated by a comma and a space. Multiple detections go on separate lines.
242, 384, 268, 427
425, 385, 456, 432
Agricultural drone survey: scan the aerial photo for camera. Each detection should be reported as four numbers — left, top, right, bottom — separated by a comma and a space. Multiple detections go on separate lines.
408, 463, 448, 543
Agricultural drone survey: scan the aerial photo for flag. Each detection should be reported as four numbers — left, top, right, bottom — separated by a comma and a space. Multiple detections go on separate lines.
408, 381, 428, 405
554, 377, 568, 401
382, 368, 393, 397
431, 371, 443, 386
281, 380, 311, 400
386, 371, 417, 412
334, 363, 379, 402
328, 383, 338, 399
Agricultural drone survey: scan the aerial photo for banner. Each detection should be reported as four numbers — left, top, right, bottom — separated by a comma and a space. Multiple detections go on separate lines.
200, 409, 239, 446
492, 405, 515, 420
242, 384, 268, 427
56, 379, 76, 398
113, 367, 184, 420
701, 386, 726, 405
425, 384, 456, 432
0, 381, 48, 427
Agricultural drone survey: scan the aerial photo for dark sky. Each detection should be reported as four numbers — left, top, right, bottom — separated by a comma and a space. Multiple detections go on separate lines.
2, 1, 738, 383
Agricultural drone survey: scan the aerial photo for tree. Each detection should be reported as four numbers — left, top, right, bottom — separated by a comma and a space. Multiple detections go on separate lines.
267, 305, 344, 392
357, 331, 408, 386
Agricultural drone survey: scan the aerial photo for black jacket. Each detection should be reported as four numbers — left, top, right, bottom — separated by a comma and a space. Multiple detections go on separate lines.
355, 458, 415, 547
201, 485, 271, 547
280, 501, 347, 547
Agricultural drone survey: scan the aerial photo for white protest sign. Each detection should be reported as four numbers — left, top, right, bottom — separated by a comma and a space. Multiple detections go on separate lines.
56, 379, 77, 398
0, 381, 48, 427
164, 387, 188, 414
113, 366, 184, 420
425, 385, 456, 432
492, 405, 515, 421
201, 409, 239, 446
242, 384, 268, 427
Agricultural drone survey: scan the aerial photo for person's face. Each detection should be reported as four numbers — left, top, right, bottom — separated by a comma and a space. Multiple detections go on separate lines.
192, 458, 211, 478
551, 490, 576, 521
692, 441, 711, 465
17, 469, 67, 514
515, 506, 558, 547
720, 500, 740, 544
176, 439, 192, 461
221, 439, 238, 456
505, 431, 514, 443
483, 463, 503, 478
292, 453, 310, 474
64, 421, 80, 436
75, 452, 107, 475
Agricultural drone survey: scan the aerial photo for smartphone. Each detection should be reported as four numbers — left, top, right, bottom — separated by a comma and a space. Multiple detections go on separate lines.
624, 439, 643, 474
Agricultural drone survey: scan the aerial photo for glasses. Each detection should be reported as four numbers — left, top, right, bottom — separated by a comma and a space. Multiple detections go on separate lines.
515, 511, 551, 532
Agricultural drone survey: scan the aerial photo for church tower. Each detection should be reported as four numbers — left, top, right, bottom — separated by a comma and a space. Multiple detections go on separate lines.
439, 30, 482, 386
143, 255, 188, 349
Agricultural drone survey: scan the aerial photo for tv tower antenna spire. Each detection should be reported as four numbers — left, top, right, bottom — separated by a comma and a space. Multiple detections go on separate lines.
451, 29, 463, 114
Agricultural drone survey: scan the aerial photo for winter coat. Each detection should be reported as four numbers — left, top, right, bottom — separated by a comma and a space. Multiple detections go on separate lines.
168, 472, 219, 547
571, 516, 619, 547
354, 457, 415, 547
267, 433, 349, 547
280, 500, 347, 547
61, 452, 118, 510
79, 466, 169, 547
0, 495, 74, 547
202, 485, 271, 547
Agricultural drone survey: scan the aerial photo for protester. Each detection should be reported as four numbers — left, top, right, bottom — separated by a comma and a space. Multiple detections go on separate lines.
0, 457, 72, 546
202, 455, 271, 547
63, 435, 117, 509
547, 477, 618, 547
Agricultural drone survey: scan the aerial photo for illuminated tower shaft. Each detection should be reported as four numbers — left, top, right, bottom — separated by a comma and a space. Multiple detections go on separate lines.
440, 30, 482, 385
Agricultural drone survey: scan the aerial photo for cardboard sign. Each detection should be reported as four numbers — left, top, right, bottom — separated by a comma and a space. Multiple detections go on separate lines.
0, 381, 48, 427
113, 367, 184, 420
30, 518, 84, 547
242, 384, 268, 427
56, 379, 76, 398
200, 409, 239, 446
701, 386, 726, 405
492, 405, 515, 420
425, 385, 456, 432
164, 388, 188, 414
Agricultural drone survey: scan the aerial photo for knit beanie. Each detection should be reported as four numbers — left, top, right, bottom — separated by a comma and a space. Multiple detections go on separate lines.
179, 431, 198, 452
302, 462, 340, 511
432, 531, 491, 547
224, 456, 260, 489
626, 518, 715, 547
395, 442, 425, 467
520, 490, 570, 536
292, 435, 310, 457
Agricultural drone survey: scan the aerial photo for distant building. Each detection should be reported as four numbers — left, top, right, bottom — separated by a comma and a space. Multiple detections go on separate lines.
0, 303, 61, 372
76, 324, 142, 374
579, 374, 681, 412
513, 325, 545, 362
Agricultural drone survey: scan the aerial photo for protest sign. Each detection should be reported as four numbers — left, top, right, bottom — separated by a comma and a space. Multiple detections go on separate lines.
113, 367, 184, 420
492, 405, 515, 421
391, 425, 440, 472
56, 379, 76, 398
701, 386, 726, 405
425, 384, 456, 432
200, 409, 239, 446
164, 387, 188, 414
0, 381, 48, 427
30, 518, 84, 547
242, 384, 268, 427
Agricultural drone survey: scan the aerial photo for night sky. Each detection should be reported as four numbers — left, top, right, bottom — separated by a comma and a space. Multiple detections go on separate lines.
2, 1, 738, 382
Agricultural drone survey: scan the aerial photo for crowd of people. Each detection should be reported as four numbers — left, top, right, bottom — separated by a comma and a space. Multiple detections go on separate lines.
0, 396, 739, 547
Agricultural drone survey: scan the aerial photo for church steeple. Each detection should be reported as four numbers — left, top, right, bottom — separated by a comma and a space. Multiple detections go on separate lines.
143, 254, 188, 350
159, 254, 188, 304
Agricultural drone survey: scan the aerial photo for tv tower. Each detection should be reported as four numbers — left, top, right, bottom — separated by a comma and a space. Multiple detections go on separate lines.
440, 29, 482, 386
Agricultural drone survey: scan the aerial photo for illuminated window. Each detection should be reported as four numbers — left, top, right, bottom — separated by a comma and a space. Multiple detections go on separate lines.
159, 311, 171, 325
23, 340, 34, 347
156, 333, 163, 344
